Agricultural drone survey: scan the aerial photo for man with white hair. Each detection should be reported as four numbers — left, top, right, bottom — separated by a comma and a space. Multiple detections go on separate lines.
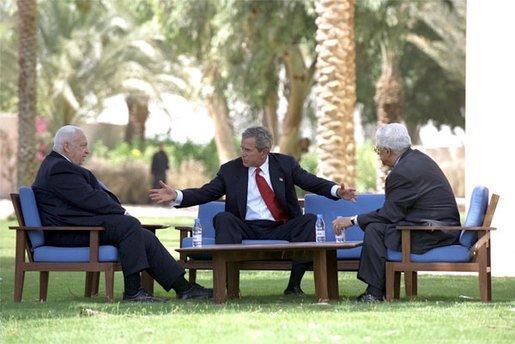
333, 123, 460, 302
32, 125, 212, 302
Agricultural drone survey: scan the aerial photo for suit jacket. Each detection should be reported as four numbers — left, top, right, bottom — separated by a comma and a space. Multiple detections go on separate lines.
178, 153, 339, 220
32, 151, 125, 228
357, 148, 460, 254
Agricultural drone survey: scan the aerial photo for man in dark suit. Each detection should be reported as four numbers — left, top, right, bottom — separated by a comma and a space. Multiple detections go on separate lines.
333, 123, 460, 302
149, 126, 356, 295
33, 125, 212, 302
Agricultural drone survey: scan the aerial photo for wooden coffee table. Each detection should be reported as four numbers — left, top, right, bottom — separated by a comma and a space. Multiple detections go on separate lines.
177, 241, 362, 304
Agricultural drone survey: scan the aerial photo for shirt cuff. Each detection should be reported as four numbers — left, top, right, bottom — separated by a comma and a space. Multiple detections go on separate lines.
352, 215, 359, 227
170, 190, 183, 207
331, 185, 340, 197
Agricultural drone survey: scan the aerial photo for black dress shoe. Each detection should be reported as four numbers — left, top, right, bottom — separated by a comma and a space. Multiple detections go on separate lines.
123, 288, 167, 303
356, 293, 385, 302
177, 283, 213, 300
283, 286, 305, 296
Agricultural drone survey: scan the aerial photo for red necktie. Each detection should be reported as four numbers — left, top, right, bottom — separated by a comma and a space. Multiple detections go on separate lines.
255, 167, 288, 222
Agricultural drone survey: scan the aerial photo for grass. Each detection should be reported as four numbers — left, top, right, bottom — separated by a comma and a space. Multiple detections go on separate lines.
1, 218, 514, 343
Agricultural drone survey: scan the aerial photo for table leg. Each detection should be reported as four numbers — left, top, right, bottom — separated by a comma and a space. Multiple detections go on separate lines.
141, 271, 154, 295
227, 262, 240, 299
326, 249, 339, 300
213, 254, 227, 304
313, 250, 329, 302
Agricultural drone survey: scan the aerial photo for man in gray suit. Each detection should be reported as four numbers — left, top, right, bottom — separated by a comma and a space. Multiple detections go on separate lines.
333, 123, 460, 302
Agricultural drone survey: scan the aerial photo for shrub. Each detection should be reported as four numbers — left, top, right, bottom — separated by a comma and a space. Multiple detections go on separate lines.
86, 157, 151, 204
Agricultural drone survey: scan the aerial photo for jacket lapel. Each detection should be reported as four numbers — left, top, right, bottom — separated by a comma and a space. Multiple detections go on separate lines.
268, 155, 287, 207
235, 160, 248, 219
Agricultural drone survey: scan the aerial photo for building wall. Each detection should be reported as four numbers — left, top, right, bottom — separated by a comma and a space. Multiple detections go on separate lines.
467, 1, 514, 276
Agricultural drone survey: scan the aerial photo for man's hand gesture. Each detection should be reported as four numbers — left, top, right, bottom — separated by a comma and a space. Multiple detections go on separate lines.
337, 183, 357, 202
149, 181, 177, 204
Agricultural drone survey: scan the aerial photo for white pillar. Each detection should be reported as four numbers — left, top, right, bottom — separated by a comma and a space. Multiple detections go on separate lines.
467, 0, 515, 276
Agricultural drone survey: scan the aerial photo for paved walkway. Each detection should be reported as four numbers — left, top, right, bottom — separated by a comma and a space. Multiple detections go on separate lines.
0, 198, 197, 220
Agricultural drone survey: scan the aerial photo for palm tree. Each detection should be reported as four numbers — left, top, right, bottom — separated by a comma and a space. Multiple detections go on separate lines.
314, 0, 357, 186
17, 0, 38, 188
406, 0, 465, 86
37, 1, 186, 140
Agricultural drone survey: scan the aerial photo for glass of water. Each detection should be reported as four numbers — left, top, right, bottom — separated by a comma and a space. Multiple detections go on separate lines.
334, 215, 346, 243
335, 230, 345, 243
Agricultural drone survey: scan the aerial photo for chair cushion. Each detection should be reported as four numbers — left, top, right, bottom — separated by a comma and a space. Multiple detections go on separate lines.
304, 194, 385, 241
387, 245, 470, 263
197, 201, 225, 239
460, 186, 489, 248
33, 245, 118, 262
19, 186, 45, 248
337, 246, 362, 260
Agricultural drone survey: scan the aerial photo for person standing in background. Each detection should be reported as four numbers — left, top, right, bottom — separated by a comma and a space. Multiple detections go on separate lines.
151, 142, 169, 189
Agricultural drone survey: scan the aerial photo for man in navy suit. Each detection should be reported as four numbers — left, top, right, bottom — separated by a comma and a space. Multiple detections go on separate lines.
150, 126, 356, 294
333, 123, 460, 302
33, 125, 212, 302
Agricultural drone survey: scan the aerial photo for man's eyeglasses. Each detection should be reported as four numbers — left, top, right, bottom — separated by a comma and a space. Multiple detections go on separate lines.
373, 146, 386, 154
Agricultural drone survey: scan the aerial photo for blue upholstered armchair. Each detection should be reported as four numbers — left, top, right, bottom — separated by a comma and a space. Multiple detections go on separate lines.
385, 186, 499, 302
10, 186, 160, 302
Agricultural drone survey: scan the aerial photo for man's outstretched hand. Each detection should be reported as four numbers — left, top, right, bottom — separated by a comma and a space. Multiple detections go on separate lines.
149, 181, 177, 204
337, 183, 357, 202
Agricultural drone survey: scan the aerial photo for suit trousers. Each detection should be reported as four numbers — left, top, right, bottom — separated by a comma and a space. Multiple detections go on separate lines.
45, 215, 184, 291
357, 222, 389, 290
213, 212, 317, 244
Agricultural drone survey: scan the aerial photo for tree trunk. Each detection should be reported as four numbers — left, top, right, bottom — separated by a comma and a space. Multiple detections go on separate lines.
279, 45, 314, 160
314, 0, 357, 186
203, 65, 237, 164
205, 90, 236, 164
125, 94, 149, 148
17, 0, 38, 188
261, 60, 280, 146
263, 83, 279, 146
374, 46, 404, 191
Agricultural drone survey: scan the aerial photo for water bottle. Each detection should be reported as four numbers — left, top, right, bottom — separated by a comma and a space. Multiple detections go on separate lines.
192, 218, 202, 247
315, 214, 326, 243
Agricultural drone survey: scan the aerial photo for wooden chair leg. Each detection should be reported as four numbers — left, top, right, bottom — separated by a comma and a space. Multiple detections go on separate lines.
394, 271, 401, 300
85, 272, 94, 297
478, 240, 491, 302
404, 271, 417, 298
189, 269, 197, 284
14, 268, 25, 302
92, 272, 100, 296
385, 263, 395, 301
39, 271, 49, 302
411, 272, 418, 296
105, 266, 115, 302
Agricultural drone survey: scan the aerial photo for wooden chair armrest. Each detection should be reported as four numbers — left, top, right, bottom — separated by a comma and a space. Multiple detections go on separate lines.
396, 226, 496, 231
9, 226, 105, 231
141, 224, 169, 230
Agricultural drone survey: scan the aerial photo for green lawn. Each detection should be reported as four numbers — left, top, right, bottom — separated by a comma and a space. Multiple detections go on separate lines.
1, 218, 514, 343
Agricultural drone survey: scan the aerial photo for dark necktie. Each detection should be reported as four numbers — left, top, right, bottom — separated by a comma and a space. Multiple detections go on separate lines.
255, 167, 288, 222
